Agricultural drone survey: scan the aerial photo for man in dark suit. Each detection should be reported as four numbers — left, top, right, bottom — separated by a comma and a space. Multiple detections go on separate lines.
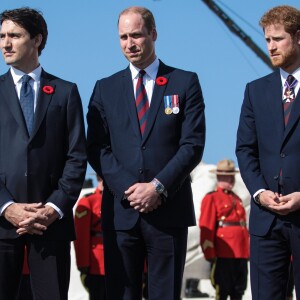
236, 5, 300, 300
0, 7, 87, 300
87, 6, 205, 300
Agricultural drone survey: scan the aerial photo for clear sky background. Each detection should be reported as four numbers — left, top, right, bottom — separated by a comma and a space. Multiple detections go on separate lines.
0, 0, 299, 182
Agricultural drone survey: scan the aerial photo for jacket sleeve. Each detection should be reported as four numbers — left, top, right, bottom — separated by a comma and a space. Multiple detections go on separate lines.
155, 72, 206, 195
87, 81, 138, 200
74, 196, 91, 269
236, 83, 268, 196
199, 194, 217, 260
46, 84, 87, 213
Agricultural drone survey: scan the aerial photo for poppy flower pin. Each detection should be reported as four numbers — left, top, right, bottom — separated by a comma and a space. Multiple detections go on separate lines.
156, 76, 168, 86
42, 85, 54, 95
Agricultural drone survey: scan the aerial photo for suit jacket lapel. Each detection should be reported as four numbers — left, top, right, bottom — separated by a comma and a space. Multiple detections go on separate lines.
31, 70, 55, 139
0, 71, 29, 137
122, 67, 141, 139
142, 61, 171, 141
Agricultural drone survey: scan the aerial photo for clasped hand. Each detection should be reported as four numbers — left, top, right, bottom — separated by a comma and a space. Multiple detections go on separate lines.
125, 182, 162, 213
3, 202, 59, 235
259, 190, 300, 215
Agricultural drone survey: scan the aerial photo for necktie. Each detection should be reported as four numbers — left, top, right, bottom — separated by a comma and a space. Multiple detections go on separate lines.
135, 70, 149, 135
283, 75, 298, 126
20, 75, 34, 135
279, 75, 298, 190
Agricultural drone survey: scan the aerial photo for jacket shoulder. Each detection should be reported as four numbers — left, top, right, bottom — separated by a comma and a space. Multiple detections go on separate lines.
42, 70, 77, 87
248, 70, 279, 87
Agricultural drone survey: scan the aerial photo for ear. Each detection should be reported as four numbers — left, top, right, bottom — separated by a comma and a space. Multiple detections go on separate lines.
296, 30, 300, 45
34, 33, 43, 49
152, 28, 157, 42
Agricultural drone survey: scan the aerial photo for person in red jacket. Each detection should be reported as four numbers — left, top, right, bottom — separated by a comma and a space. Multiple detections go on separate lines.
199, 159, 249, 300
74, 175, 106, 300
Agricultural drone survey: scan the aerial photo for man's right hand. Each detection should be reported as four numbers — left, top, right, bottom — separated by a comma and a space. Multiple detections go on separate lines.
258, 190, 280, 208
3, 203, 48, 235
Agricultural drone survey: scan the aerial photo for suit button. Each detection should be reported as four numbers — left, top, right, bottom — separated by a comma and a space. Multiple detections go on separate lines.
25, 171, 27, 177
138, 168, 143, 174
280, 153, 285, 158
141, 146, 146, 150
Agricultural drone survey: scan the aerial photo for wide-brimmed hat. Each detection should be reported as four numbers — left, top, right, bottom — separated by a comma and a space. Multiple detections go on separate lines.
210, 159, 239, 175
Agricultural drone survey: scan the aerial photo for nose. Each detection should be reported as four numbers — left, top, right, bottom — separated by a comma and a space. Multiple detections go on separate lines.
268, 40, 277, 52
126, 37, 134, 49
1, 35, 12, 49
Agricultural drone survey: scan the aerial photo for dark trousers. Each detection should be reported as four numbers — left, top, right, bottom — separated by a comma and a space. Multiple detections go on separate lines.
211, 258, 248, 300
103, 217, 188, 300
250, 217, 300, 300
0, 237, 71, 300
18, 275, 33, 300
83, 274, 106, 300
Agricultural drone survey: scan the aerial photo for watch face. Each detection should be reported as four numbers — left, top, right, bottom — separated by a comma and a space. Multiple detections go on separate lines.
155, 183, 164, 194
157, 186, 163, 193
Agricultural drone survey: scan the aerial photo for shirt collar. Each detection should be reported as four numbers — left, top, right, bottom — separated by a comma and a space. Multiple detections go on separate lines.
280, 67, 300, 87
129, 57, 159, 80
10, 65, 42, 85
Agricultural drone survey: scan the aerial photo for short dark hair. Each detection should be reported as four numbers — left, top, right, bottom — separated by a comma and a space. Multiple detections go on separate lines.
0, 7, 48, 56
259, 5, 300, 37
118, 6, 156, 34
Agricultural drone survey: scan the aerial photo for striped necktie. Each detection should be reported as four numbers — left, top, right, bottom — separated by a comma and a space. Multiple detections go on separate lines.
20, 75, 34, 135
279, 75, 298, 190
283, 75, 298, 126
135, 70, 149, 135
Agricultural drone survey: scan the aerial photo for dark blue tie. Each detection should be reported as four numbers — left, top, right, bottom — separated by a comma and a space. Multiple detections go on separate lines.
20, 75, 34, 135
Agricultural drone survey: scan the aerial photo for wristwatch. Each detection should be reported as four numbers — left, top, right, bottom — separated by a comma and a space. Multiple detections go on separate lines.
254, 192, 262, 205
151, 178, 165, 194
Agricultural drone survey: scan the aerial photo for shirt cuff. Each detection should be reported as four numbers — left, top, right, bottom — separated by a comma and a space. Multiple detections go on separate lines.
0, 201, 14, 215
46, 202, 64, 219
253, 189, 266, 198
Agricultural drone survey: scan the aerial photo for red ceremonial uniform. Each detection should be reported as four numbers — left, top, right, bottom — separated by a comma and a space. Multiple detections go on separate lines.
74, 188, 105, 275
199, 187, 249, 260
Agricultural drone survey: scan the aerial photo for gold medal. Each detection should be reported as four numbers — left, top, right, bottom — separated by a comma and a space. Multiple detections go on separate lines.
165, 107, 172, 115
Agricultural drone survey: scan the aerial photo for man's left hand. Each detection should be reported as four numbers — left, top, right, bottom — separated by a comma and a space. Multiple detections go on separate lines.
268, 192, 300, 215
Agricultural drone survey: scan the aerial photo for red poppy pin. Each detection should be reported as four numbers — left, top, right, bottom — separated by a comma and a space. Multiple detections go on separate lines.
156, 76, 168, 86
42, 85, 54, 94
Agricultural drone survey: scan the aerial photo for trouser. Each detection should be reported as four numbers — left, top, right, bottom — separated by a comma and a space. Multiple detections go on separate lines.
0, 237, 71, 300
103, 217, 188, 300
211, 257, 248, 300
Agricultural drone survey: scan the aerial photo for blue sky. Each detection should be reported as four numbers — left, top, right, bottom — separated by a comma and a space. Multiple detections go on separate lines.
0, 0, 299, 181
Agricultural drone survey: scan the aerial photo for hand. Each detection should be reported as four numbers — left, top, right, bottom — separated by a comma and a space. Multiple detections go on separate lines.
258, 190, 280, 209
268, 192, 300, 215
3, 203, 48, 235
16, 205, 59, 235
125, 182, 162, 213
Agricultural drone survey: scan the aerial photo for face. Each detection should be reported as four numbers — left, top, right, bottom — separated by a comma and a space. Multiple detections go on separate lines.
0, 20, 41, 73
264, 23, 300, 73
217, 175, 235, 191
118, 12, 157, 69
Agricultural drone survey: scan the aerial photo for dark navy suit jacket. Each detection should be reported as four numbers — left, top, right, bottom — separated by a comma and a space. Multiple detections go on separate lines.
0, 69, 87, 240
87, 61, 205, 230
236, 69, 300, 236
